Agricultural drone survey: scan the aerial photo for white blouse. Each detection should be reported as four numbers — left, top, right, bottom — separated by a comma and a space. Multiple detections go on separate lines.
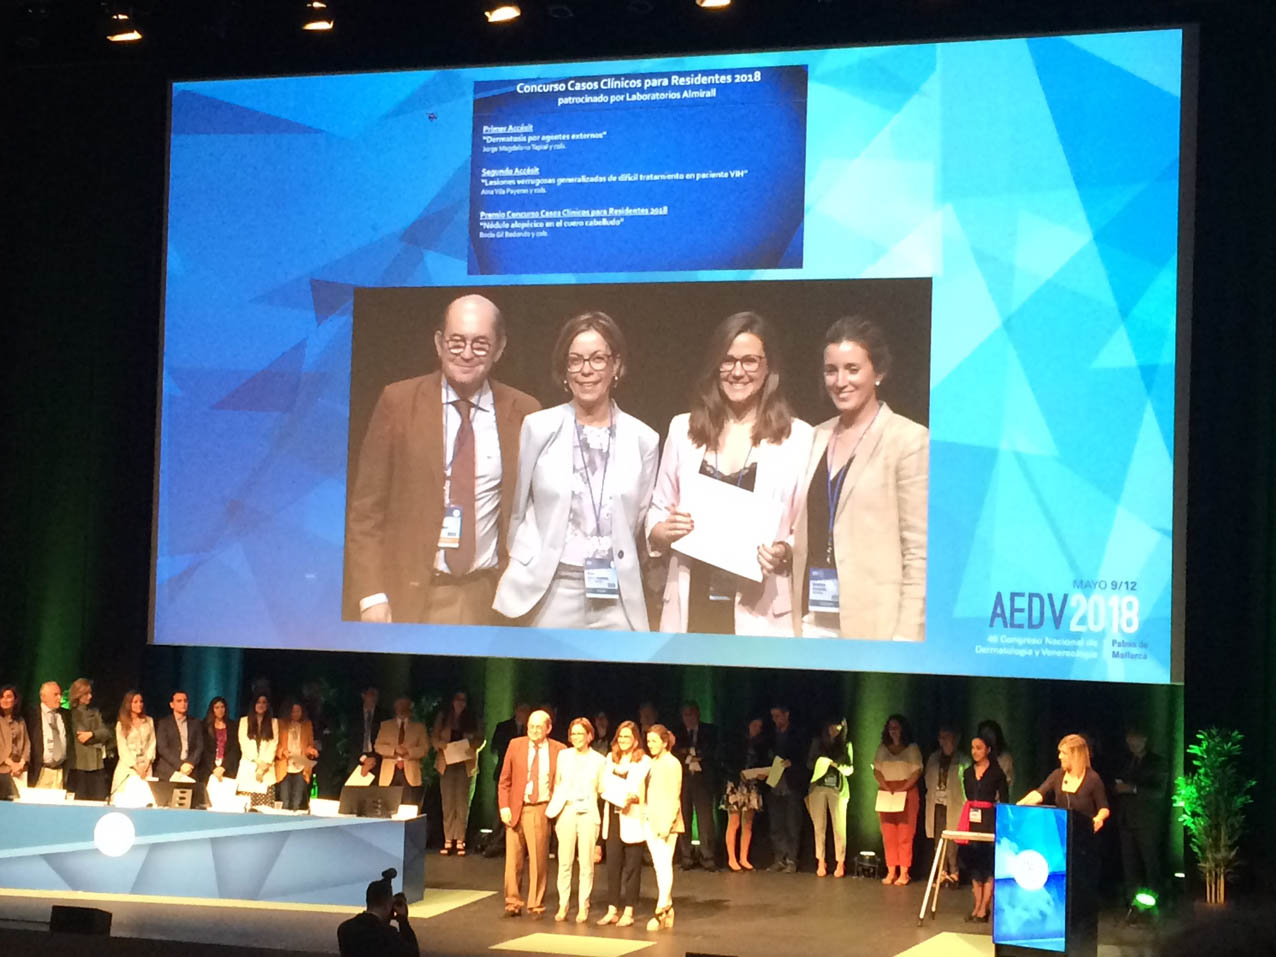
873, 743, 923, 783
601, 753, 650, 844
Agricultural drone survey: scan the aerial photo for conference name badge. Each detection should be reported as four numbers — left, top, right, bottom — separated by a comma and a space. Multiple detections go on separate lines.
708, 567, 736, 603
969, 806, 983, 824
438, 506, 463, 549
808, 567, 840, 612
584, 555, 620, 600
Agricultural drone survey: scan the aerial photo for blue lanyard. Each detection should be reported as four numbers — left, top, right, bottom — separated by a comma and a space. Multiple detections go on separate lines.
575, 405, 614, 539
824, 405, 881, 563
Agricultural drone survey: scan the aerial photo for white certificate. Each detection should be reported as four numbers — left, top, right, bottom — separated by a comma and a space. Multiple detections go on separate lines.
741, 766, 771, 782
444, 740, 473, 765
670, 474, 783, 583
875, 789, 907, 813
602, 771, 632, 809
765, 756, 786, 789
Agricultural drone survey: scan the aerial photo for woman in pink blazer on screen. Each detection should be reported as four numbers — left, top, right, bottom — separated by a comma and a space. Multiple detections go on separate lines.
647, 312, 813, 636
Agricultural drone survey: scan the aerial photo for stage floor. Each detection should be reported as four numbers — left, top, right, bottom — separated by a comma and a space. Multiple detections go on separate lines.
0, 855, 1161, 956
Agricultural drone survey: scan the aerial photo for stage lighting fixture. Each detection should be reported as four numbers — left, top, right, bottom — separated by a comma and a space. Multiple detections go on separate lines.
696, 0, 732, 8
302, 0, 334, 31
547, 2, 574, 17
627, 0, 655, 11
1132, 890, 1158, 909
485, 3, 521, 22
104, 6, 142, 42
93, 812, 136, 857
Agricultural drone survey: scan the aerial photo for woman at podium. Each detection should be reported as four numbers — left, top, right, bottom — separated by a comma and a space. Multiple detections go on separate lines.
1017, 733, 1110, 833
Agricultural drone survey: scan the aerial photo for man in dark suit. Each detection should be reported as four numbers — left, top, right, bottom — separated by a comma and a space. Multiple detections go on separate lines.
350, 686, 386, 768
766, 703, 805, 873
490, 701, 532, 784
346, 293, 540, 625
1115, 725, 1169, 903
337, 870, 418, 957
497, 709, 565, 917
674, 700, 720, 870
28, 681, 75, 789
155, 690, 205, 781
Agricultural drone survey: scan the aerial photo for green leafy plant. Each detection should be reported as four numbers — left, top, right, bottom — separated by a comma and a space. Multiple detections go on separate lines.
1174, 727, 1255, 904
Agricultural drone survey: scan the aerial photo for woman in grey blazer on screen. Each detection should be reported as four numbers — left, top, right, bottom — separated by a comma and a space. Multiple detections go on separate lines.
494, 312, 659, 630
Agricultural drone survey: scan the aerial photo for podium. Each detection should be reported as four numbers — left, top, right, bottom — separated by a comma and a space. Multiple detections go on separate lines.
993, 804, 1098, 956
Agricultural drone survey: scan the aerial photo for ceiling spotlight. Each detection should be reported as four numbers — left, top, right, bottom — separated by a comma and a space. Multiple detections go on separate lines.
484, 3, 521, 22
547, 2, 574, 17
627, 0, 655, 12
695, 0, 731, 7
104, 4, 143, 41
302, 0, 334, 30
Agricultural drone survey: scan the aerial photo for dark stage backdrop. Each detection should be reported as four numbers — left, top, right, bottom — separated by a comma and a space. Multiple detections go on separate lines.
5, 2, 1274, 896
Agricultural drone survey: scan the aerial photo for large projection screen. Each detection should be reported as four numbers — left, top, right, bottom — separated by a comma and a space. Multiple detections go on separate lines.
154, 28, 1193, 684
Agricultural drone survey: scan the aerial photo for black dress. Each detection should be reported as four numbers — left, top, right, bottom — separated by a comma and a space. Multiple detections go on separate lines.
1034, 767, 1109, 819
961, 761, 1009, 882
686, 459, 758, 635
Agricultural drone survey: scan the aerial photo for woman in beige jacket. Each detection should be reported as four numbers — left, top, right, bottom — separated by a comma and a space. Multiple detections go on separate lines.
643, 724, 684, 932
791, 317, 928, 640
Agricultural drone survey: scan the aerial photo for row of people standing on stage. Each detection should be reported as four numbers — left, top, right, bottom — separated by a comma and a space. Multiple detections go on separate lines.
496, 709, 683, 932
111, 689, 321, 809
347, 294, 929, 640
0, 679, 321, 809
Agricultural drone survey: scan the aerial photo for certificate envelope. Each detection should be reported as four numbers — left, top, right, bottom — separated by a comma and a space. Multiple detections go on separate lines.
875, 789, 907, 813
671, 474, 782, 583
444, 740, 473, 765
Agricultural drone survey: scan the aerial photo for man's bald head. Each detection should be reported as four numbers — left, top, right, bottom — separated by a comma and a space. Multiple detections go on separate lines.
527, 709, 551, 744
435, 294, 506, 398
441, 294, 504, 341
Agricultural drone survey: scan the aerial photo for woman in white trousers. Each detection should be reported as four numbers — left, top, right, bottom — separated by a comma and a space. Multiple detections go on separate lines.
643, 724, 684, 931
549, 717, 606, 923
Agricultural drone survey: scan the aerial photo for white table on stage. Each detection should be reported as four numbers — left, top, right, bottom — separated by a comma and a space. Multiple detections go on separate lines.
917, 828, 995, 925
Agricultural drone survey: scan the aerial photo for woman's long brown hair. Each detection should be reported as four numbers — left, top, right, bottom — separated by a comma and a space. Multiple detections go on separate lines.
688, 311, 794, 451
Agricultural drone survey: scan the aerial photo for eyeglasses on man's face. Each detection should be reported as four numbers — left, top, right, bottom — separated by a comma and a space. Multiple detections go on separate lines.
720, 354, 765, 374
566, 352, 614, 373
443, 335, 492, 357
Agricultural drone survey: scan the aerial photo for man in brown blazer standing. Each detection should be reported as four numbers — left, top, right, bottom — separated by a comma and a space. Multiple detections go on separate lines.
375, 697, 429, 793
497, 709, 564, 917
346, 293, 541, 625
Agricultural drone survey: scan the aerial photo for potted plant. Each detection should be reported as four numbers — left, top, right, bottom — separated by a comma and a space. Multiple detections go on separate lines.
1174, 727, 1255, 905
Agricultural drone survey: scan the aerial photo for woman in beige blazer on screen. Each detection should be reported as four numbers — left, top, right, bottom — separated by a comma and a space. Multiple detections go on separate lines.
647, 312, 813, 636
791, 317, 928, 640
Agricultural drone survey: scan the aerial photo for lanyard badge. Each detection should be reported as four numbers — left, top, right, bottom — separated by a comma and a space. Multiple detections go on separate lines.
584, 555, 620, 600
438, 506, 463, 549
809, 409, 881, 615
578, 408, 618, 601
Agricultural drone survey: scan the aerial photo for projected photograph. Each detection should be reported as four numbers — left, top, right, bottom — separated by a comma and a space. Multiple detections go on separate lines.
155, 28, 1187, 681
341, 280, 932, 637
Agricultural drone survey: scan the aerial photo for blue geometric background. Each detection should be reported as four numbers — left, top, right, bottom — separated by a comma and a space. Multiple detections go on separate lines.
157, 29, 1185, 683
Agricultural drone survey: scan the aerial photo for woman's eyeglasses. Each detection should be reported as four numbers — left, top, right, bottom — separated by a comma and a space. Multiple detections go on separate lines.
720, 355, 765, 374
566, 352, 614, 372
